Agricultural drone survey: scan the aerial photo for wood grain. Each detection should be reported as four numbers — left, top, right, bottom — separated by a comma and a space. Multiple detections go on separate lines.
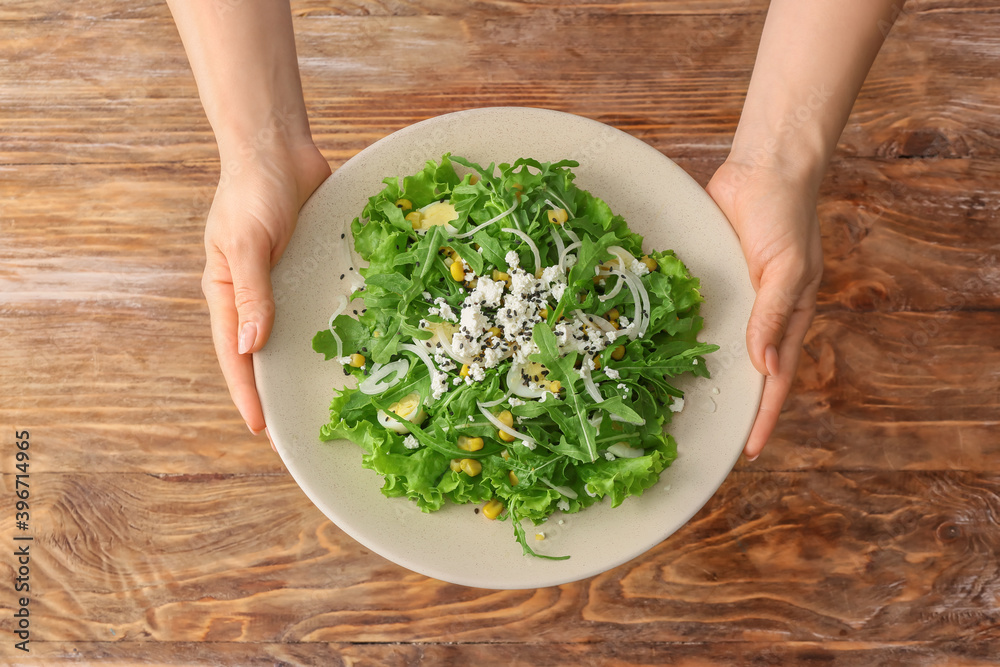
2, 471, 999, 649
3, 10, 1000, 165
11, 641, 1000, 666
3, 0, 1000, 663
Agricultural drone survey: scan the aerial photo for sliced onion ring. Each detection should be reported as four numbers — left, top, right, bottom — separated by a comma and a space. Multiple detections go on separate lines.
502, 227, 541, 272
477, 402, 537, 448
559, 240, 582, 273
579, 364, 604, 404
358, 359, 410, 395
398, 342, 440, 402
598, 270, 626, 302
540, 477, 578, 499
451, 200, 518, 239
327, 294, 349, 359
478, 392, 512, 408
550, 225, 565, 261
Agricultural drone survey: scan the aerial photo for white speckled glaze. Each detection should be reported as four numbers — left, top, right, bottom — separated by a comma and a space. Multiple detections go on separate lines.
254, 107, 762, 589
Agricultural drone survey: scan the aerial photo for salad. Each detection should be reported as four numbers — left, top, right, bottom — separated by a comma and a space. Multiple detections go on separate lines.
313, 155, 718, 558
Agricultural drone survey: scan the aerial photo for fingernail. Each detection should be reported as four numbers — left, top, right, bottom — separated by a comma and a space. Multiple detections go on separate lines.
764, 344, 779, 377
247, 423, 262, 436
746, 453, 759, 462
265, 427, 276, 452
238, 321, 257, 355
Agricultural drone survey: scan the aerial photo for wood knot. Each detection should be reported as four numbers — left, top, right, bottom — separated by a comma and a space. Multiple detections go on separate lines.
936, 521, 962, 543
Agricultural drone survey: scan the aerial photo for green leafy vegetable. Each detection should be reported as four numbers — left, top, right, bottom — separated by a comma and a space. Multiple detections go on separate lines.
315, 155, 717, 558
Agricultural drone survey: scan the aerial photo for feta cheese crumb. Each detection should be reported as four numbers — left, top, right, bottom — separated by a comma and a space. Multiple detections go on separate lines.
604, 451, 616, 461
422, 291, 432, 299
618, 316, 630, 328
403, 435, 420, 450
557, 499, 570, 512
669, 397, 685, 413
505, 250, 520, 269
508, 397, 525, 407
337, 356, 352, 365
604, 367, 620, 379
693, 358, 699, 365
429, 297, 457, 321
630, 258, 650, 276
616, 383, 627, 390
431, 371, 450, 400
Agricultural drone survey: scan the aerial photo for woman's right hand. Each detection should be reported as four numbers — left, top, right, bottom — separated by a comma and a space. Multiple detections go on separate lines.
201, 141, 331, 437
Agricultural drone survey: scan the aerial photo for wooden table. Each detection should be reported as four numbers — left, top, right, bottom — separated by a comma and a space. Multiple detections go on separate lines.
3, 1, 999, 664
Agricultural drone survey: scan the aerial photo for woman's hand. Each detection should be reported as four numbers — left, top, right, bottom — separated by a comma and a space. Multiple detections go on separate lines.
202, 142, 331, 435
706, 159, 823, 460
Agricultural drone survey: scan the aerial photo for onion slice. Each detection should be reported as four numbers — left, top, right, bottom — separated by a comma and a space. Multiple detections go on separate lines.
451, 200, 518, 239
550, 226, 565, 261
478, 392, 512, 409
501, 227, 541, 272
398, 343, 441, 402
327, 294, 349, 359
478, 402, 537, 448
563, 227, 580, 244
579, 364, 604, 404
598, 270, 626, 302
358, 359, 410, 395
608, 442, 645, 459
559, 240, 582, 273
540, 477, 579, 499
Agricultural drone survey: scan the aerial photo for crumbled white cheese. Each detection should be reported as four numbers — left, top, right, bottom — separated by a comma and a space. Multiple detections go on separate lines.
619, 316, 630, 328
604, 367, 620, 380
403, 435, 420, 450
604, 451, 616, 461
692, 358, 698, 365
617, 382, 627, 390
630, 259, 650, 276
505, 250, 520, 269
508, 397, 525, 407
669, 397, 685, 413
468, 362, 486, 382
583, 356, 596, 371
466, 276, 504, 309
453, 377, 463, 386
564, 253, 578, 268
557, 499, 570, 512
459, 303, 489, 339
429, 297, 457, 322
422, 291, 432, 300
431, 371, 450, 400
337, 356, 352, 365
464, 271, 475, 281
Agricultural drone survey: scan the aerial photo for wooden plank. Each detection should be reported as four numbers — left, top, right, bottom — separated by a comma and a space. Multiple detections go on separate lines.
2, 159, 998, 473
2, 12, 1000, 165
10, 640, 1000, 666
3, 0, 999, 22
2, 471, 998, 644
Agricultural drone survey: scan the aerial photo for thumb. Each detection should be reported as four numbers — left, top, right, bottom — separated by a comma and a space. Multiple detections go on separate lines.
229, 236, 277, 356
746, 268, 797, 378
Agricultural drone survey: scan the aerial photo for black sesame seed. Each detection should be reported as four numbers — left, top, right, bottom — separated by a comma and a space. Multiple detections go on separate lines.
339, 274, 345, 280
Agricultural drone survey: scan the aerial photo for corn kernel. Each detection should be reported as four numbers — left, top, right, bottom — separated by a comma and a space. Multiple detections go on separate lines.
492, 269, 510, 282
501, 449, 510, 460
497, 410, 514, 428
405, 211, 422, 228
499, 430, 516, 443
611, 345, 626, 360
458, 436, 484, 452
488, 326, 503, 339
539, 308, 548, 319
547, 380, 562, 394
606, 308, 620, 320
641, 255, 658, 272
460, 363, 470, 377
482, 499, 504, 520
535, 533, 545, 541
449, 459, 463, 472
509, 471, 519, 486
469, 174, 479, 185
547, 208, 568, 225
459, 458, 482, 476
439, 245, 453, 255
593, 356, 601, 370
450, 261, 466, 282
395, 198, 412, 211
349, 353, 366, 368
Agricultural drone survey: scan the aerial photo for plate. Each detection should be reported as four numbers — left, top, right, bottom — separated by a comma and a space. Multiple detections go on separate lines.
256, 107, 762, 589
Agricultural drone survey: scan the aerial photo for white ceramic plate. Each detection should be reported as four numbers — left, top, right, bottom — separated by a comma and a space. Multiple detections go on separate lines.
256, 107, 762, 589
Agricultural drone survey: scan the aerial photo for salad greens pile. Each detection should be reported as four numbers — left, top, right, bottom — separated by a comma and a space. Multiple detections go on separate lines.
313, 154, 717, 558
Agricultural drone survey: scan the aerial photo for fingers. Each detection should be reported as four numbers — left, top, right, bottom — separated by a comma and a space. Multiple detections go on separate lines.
745, 265, 798, 378
227, 233, 277, 356
203, 254, 267, 434
743, 294, 815, 461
